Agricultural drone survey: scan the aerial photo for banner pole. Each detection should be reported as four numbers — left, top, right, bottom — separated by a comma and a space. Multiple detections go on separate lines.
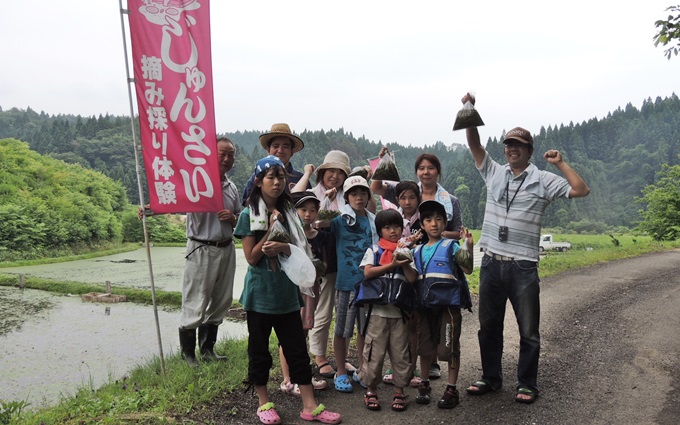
118, 0, 166, 374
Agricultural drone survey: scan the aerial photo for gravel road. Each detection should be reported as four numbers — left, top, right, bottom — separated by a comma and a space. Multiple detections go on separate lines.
214, 249, 680, 425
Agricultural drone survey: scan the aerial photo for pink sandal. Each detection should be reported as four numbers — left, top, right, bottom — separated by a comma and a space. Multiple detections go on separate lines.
299, 404, 342, 424
257, 402, 282, 425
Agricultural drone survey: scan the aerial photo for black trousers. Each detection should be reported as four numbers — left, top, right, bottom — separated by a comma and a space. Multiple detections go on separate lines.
247, 310, 313, 386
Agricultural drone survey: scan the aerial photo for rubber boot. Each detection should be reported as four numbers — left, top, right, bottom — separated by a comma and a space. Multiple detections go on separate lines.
198, 324, 227, 361
178, 328, 199, 367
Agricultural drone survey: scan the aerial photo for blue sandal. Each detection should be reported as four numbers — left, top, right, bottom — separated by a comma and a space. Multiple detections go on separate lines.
334, 373, 353, 393
353, 370, 367, 389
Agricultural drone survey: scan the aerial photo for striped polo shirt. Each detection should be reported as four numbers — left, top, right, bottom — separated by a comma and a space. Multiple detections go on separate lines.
477, 152, 571, 261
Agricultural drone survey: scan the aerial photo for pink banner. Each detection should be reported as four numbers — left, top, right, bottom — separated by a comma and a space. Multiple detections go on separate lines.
128, 0, 222, 213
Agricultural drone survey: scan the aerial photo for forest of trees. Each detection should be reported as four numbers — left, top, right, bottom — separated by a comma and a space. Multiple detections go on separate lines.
1, 94, 678, 257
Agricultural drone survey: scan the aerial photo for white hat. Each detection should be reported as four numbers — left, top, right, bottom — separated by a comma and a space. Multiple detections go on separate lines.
342, 175, 370, 195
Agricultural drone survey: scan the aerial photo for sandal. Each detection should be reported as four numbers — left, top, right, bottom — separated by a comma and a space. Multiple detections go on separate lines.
312, 377, 328, 390
316, 362, 336, 379
409, 370, 422, 388
515, 387, 538, 404
466, 380, 494, 396
291, 378, 327, 396
391, 393, 407, 412
333, 373, 353, 393
280, 381, 295, 394
353, 371, 367, 389
382, 369, 394, 385
257, 402, 282, 425
437, 385, 459, 409
300, 404, 342, 424
364, 392, 381, 411
344, 362, 357, 374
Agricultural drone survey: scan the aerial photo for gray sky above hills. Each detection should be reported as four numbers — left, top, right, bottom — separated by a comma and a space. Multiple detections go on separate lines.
1, 0, 678, 147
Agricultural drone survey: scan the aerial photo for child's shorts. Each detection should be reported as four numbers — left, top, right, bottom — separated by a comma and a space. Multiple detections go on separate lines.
417, 307, 462, 363
334, 289, 359, 339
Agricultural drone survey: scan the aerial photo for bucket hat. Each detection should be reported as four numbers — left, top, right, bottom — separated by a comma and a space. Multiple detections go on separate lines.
315, 150, 351, 181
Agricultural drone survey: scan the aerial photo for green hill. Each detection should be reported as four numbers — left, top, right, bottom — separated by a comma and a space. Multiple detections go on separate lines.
0, 138, 127, 260
1, 94, 679, 233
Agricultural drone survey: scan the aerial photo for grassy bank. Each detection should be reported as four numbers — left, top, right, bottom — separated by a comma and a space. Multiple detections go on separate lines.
2, 235, 679, 424
0, 274, 183, 307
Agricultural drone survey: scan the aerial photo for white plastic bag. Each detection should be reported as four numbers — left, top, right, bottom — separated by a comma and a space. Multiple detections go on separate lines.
279, 243, 316, 297
454, 236, 473, 270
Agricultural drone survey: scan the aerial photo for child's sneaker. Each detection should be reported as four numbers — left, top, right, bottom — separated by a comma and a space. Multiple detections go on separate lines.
437, 385, 460, 409
429, 363, 441, 379
416, 380, 431, 405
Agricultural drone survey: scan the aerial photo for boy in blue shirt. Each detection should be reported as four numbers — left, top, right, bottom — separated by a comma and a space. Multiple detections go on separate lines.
413, 200, 474, 409
319, 176, 378, 393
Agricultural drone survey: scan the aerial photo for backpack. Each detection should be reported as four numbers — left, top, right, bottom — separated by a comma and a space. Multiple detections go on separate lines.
353, 246, 417, 334
355, 246, 417, 311
413, 240, 472, 311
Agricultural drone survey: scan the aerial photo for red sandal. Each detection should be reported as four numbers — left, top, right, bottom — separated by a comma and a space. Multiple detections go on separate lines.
364, 392, 381, 411
391, 393, 408, 412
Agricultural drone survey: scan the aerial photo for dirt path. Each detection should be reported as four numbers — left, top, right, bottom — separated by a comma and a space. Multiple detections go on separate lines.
206, 249, 680, 425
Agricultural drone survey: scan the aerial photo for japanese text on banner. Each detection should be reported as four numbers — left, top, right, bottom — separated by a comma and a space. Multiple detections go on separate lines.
128, 0, 223, 213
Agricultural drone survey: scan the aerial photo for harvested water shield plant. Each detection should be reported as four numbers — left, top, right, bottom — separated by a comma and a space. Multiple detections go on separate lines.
372, 150, 400, 181
453, 92, 485, 130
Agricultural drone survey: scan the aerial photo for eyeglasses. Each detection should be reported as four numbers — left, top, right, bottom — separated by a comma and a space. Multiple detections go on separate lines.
503, 141, 526, 149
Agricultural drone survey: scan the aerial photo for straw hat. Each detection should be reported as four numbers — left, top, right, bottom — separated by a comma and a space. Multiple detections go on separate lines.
259, 123, 304, 153
315, 150, 351, 181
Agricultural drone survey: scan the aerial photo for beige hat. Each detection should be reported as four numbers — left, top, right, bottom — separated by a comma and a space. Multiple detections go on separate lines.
342, 175, 370, 195
315, 150, 351, 181
259, 123, 304, 153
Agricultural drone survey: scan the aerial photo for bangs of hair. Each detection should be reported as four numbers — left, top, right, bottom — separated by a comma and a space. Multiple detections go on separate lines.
375, 208, 404, 235
414, 153, 441, 175
395, 180, 420, 200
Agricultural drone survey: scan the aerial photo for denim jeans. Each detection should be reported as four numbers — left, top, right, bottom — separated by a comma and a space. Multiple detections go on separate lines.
477, 255, 540, 393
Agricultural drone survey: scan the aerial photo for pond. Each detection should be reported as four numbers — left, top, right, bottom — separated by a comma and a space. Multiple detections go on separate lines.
0, 247, 248, 408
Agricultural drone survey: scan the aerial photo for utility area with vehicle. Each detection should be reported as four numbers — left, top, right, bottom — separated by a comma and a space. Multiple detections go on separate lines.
540, 234, 572, 252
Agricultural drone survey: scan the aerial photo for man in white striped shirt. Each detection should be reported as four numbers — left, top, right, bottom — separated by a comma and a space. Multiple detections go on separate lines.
461, 94, 590, 404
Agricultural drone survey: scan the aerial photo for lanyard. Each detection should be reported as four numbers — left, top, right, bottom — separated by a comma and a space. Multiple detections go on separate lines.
505, 174, 527, 214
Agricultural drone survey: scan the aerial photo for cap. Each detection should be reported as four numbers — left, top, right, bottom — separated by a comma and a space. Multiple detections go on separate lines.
503, 127, 534, 146
342, 175, 370, 194
292, 191, 320, 208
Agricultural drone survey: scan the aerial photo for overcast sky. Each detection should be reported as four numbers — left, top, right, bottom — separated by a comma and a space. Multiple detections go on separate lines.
1, 1, 678, 148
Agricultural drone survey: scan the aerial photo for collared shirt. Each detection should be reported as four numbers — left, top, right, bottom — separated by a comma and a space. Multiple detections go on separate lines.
241, 161, 308, 206
186, 176, 240, 241
477, 152, 571, 261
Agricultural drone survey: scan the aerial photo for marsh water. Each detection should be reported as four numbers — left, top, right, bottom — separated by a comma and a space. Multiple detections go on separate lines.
0, 247, 248, 409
